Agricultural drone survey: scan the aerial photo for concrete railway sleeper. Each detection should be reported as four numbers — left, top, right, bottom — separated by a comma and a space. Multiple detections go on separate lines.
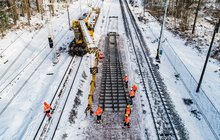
33, 57, 83, 139
99, 32, 128, 112
119, 0, 189, 139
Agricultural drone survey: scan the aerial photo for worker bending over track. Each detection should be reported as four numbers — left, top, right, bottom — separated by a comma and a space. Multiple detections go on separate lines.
44, 102, 52, 118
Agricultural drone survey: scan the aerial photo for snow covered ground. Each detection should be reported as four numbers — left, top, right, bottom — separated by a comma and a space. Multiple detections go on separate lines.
129, 2, 220, 139
0, 0, 219, 139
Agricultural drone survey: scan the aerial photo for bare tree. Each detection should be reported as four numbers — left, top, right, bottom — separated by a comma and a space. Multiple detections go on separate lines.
7, 0, 18, 24
192, 0, 202, 34
49, 0, 55, 16
36, 0, 40, 12
24, 0, 31, 25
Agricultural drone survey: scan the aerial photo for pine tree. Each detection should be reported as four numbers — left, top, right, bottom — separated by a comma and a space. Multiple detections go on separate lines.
0, 11, 9, 37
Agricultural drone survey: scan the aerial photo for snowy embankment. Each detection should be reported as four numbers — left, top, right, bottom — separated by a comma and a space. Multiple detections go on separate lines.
0, 1, 89, 139
129, 3, 220, 139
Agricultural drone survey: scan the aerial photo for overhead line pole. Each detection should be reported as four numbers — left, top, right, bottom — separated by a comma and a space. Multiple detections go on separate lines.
155, 0, 169, 63
192, 0, 202, 34
196, 18, 220, 92
66, 1, 71, 29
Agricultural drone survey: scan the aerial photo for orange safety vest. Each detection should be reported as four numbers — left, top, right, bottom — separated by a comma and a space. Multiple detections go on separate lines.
95, 107, 103, 116
132, 85, 138, 91
44, 102, 52, 112
124, 116, 130, 123
129, 90, 135, 97
99, 52, 105, 59
125, 107, 131, 115
124, 76, 128, 82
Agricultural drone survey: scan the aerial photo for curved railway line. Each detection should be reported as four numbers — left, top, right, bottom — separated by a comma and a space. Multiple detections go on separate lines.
33, 57, 82, 139
119, 0, 188, 139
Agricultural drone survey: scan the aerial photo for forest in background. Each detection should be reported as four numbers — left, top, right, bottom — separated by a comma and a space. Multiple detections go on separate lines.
142, 0, 220, 61
0, 0, 220, 60
0, 0, 74, 36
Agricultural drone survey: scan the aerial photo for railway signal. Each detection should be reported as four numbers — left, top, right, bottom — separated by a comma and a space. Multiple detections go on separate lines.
48, 35, 58, 64
48, 36, 53, 48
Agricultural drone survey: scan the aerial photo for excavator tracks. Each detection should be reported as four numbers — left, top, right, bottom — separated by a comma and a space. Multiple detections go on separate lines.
99, 32, 128, 112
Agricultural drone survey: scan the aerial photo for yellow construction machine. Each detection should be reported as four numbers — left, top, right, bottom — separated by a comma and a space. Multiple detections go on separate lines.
68, 8, 100, 56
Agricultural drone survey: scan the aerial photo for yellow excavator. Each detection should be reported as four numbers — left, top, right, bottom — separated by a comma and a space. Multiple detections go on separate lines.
68, 20, 87, 56
68, 8, 100, 56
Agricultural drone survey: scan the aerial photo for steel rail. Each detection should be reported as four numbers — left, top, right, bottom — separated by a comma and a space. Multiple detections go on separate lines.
51, 57, 83, 139
100, 32, 127, 111
33, 56, 80, 139
147, 11, 220, 140
119, 0, 180, 139
0, 4, 81, 85
0, 27, 69, 95
0, 30, 70, 117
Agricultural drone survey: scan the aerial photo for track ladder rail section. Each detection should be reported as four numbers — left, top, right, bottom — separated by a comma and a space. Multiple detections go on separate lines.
120, 0, 182, 139
115, 34, 129, 111
108, 46, 114, 110
100, 32, 128, 111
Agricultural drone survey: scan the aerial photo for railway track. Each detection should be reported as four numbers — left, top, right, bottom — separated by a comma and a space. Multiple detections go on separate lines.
0, 23, 68, 86
145, 11, 220, 140
0, 4, 82, 85
0, 29, 71, 116
33, 57, 83, 139
0, 3, 84, 95
0, 24, 70, 95
99, 32, 128, 111
119, 0, 188, 139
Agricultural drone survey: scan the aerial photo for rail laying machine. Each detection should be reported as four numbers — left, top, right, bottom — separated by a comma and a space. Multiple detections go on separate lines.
68, 8, 100, 56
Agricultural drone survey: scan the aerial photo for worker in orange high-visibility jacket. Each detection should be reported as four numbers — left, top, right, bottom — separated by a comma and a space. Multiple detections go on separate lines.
129, 89, 136, 105
132, 84, 138, 92
123, 114, 130, 128
125, 104, 131, 116
123, 74, 128, 88
94, 106, 103, 123
99, 51, 105, 60
44, 102, 52, 118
